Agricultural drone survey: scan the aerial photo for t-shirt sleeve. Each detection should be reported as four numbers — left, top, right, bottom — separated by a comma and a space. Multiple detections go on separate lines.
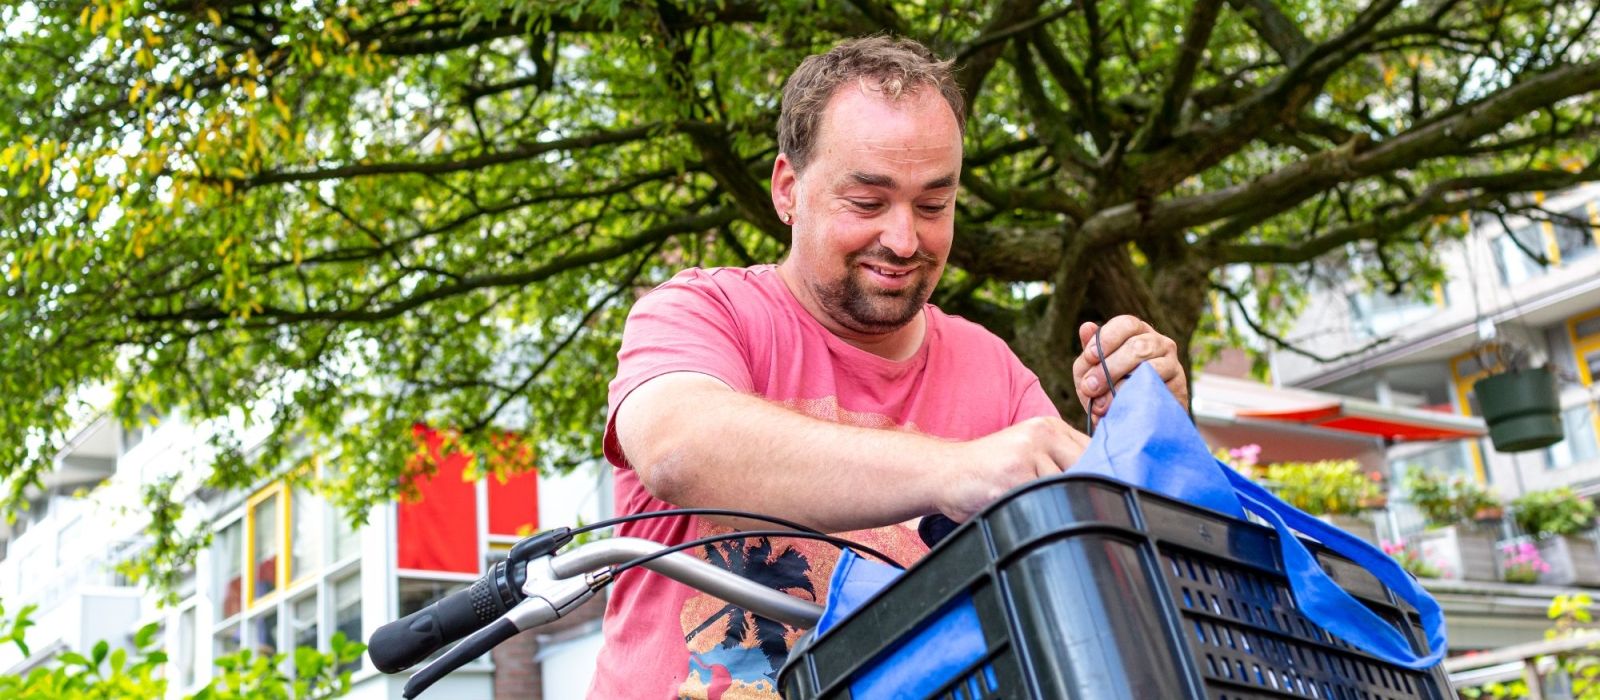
1010, 370, 1062, 423
603, 271, 755, 469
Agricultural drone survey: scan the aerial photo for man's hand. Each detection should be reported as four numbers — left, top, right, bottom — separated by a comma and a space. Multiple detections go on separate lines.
1072, 315, 1187, 424
936, 417, 1089, 522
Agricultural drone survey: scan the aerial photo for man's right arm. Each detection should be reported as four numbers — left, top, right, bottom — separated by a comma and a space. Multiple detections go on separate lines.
613, 372, 1088, 533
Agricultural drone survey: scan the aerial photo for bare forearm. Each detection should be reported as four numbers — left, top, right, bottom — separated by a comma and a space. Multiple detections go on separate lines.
616, 375, 952, 533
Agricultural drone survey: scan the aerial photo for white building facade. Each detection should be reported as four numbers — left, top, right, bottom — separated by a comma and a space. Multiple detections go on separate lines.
0, 413, 611, 700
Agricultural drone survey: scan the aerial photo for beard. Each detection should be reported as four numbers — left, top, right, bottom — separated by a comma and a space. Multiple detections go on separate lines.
812, 246, 940, 335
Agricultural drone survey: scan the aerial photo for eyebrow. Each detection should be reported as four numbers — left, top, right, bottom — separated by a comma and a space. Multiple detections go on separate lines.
847, 171, 959, 191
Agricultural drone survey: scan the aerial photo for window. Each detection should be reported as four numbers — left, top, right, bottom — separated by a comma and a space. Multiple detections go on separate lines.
290, 593, 319, 655
177, 607, 197, 690
333, 570, 362, 672
1558, 309, 1600, 469
214, 521, 243, 620
251, 493, 281, 601
291, 489, 321, 583
1450, 352, 1496, 485
215, 622, 241, 661
332, 506, 361, 563
252, 609, 279, 657
1493, 224, 1550, 286
1573, 310, 1600, 386
1551, 203, 1598, 264
1547, 403, 1600, 469
1347, 288, 1443, 338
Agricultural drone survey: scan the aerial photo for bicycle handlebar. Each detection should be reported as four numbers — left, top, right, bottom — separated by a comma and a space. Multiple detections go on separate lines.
372, 535, 825, 697
368, 558, 525, 674
550, 537, 822, 628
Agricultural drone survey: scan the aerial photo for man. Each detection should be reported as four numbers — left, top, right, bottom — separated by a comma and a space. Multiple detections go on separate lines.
589, 37, 1186, 699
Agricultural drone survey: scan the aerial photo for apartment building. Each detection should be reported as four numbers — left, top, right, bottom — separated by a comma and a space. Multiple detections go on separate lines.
0, 413, 610, 699
1273, 182, 1600, 505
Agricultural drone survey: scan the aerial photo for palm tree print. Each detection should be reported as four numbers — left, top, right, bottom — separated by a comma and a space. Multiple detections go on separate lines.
683, 537, 816, 677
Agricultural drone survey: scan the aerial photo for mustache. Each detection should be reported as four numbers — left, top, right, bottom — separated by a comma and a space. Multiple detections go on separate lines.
849, 246, 938, 267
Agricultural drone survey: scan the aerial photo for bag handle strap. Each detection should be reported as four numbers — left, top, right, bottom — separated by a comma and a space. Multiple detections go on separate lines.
1222, 465, 1448, 670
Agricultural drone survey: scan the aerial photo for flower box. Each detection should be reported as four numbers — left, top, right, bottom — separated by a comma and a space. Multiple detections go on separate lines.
1534, 533, 1600, 587
1413, 526, 1498, 581
1317, 513, 1380, 549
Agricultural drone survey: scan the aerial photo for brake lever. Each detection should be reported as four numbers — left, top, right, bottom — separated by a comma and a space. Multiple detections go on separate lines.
401, 559, 610, 698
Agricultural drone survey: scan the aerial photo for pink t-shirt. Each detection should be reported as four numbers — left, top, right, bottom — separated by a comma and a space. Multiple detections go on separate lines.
589, 265, 1056, 699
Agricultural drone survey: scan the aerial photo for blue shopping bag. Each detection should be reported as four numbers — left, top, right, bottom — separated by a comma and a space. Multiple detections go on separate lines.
816, 364, 1447, 698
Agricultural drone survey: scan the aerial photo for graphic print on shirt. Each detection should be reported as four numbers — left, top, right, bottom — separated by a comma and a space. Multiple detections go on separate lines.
674, 396, 930, 700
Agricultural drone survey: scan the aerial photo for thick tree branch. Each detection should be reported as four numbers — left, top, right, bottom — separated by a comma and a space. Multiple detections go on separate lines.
132, 209, 737, 325
1208, 167, 1598, 264
1135, 0, 1224, 150
1105, 57, 1600, 245
1009, 42, 1099, 184
949, 222, 1066, 281
1225, 0, 1310, 63
679, 122, 789, 245
955, 0, 1045, 116
238, 124, 663, 187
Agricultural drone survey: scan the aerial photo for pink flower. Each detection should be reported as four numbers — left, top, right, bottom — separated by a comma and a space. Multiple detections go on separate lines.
1228, 444, 1262, 467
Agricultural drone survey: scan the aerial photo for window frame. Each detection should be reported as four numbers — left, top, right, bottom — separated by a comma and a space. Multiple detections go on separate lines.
1449, 350, 1495, 485
1562, 308, 1600, 467
244, 482, 288, 609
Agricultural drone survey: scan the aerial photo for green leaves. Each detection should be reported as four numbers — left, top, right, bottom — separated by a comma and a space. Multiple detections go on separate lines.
0, 601, 363, 700
4, 0, 1600, 584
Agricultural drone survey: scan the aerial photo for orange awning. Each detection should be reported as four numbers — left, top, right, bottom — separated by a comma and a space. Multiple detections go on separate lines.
1236, 400, 1486, 442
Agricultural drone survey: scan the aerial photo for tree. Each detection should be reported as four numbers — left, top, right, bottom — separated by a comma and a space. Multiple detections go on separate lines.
3, 0, 1599, 544
0, 601, 365, 699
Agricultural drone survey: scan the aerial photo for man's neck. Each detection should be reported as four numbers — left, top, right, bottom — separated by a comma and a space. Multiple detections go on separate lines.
776, 263, 926, 361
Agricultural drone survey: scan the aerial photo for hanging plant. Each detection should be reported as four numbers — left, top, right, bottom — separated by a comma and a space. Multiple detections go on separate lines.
1469, 342, 1563, 452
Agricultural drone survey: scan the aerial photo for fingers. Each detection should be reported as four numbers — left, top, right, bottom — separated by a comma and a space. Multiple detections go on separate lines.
1035, 418, 1089, 477
1074, 315, 1185, 416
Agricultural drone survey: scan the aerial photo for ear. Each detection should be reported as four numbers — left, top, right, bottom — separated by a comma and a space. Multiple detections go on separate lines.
770, 153, 798, 222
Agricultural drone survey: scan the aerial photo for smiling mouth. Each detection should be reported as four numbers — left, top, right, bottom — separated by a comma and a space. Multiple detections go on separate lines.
863, 263, 915, 278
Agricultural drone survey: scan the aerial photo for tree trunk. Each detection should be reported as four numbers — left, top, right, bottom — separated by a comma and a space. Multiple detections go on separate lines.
1011, 236, 1210, 427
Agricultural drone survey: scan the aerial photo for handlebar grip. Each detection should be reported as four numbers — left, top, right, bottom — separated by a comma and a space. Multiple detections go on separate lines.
369, 568, 516, 674
918, 514, 959, 548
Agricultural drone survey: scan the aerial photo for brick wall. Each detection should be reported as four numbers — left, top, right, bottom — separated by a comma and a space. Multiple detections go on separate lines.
491, 590, 607, 700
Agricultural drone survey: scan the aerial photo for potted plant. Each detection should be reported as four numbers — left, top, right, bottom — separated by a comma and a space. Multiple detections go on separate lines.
1498, 541, 1551, 584
1511, 487, 1600, 586
1263, 459, 1385, 546
1403, 468, 1503, 582
1469, 343, 1564, 452
1381, 538, 1445, 579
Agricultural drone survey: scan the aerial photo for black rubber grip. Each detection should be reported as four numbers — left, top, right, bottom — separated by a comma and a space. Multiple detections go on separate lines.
369, 574, 510, 674
919, 514, 960, 547
402, 618, 520, 699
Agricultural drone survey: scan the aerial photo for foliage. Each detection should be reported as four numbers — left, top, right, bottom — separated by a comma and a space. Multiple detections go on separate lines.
1261, 459, 1384, 516
1380, 538, 1443, 579
1501, 541, 1551, 584
1402, 467, 1504, 529
1549, 594, 1600, 699
1459, 594, 1599, 699
0, 602, 364, 699
5, 1, 1600, 586
1513, 487, 1599, 539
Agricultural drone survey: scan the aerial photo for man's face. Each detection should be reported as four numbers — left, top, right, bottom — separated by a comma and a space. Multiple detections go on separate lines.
773, 85, 962, 338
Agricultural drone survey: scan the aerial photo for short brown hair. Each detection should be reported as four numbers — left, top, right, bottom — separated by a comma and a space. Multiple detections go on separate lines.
777, 36, 966, 173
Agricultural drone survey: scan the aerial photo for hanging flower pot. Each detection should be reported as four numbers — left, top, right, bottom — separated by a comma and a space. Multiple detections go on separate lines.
1473, 366, 1563, 452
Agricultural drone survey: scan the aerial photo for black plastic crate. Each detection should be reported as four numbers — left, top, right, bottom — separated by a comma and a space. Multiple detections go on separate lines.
778, 474, 1452, 700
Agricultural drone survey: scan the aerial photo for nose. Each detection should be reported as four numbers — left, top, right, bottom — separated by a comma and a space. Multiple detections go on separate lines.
879, 204, 919, 259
